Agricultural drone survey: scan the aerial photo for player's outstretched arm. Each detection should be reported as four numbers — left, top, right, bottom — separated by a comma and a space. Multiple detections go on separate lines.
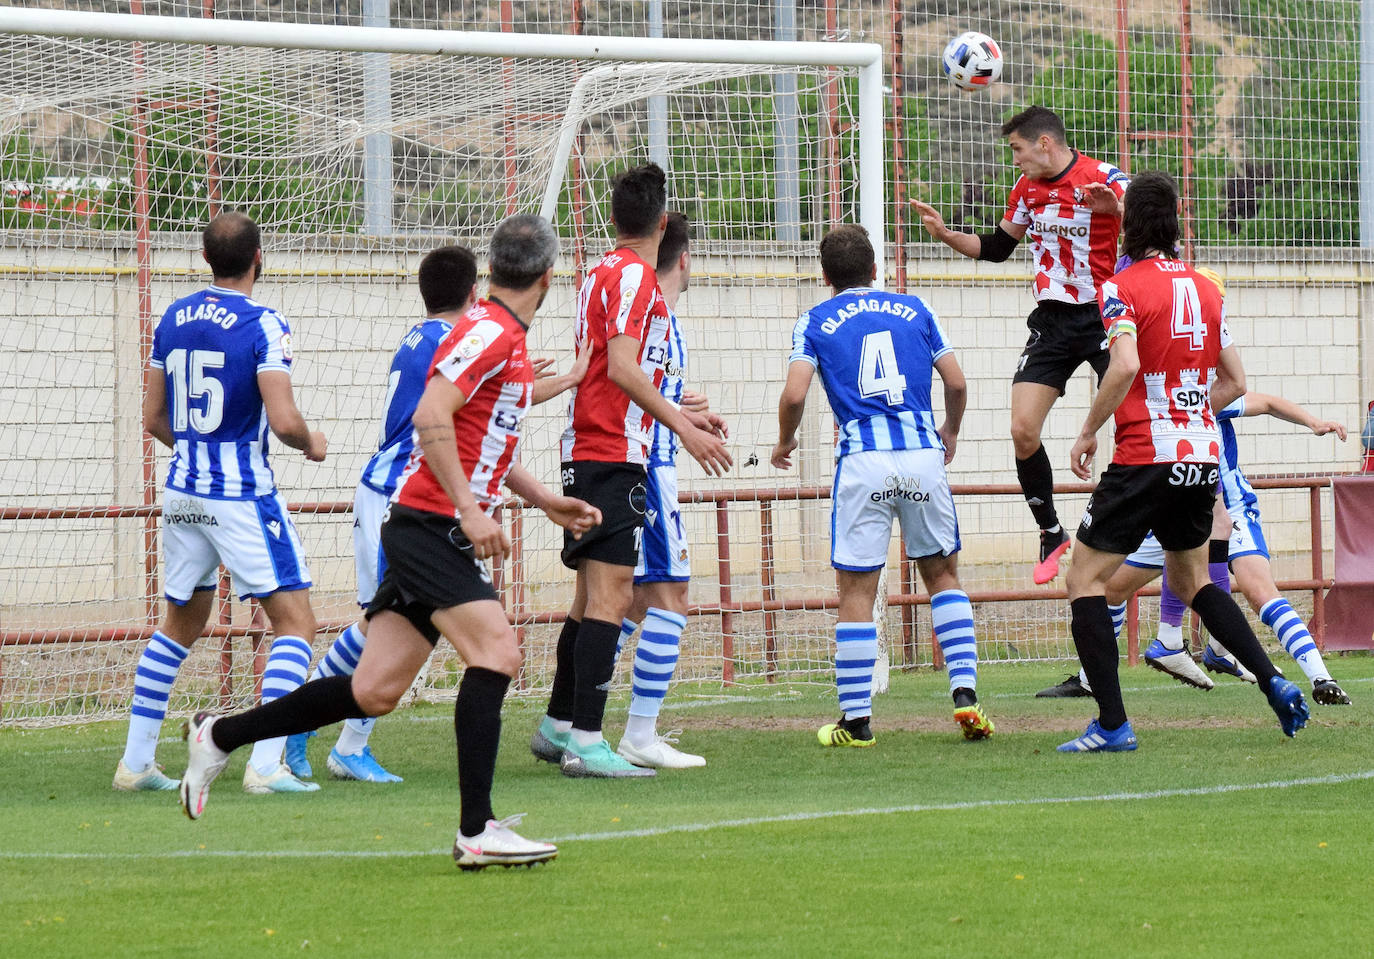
908, 199, 1024, 261
530, 342, 591, 405
772, 360, 813, 470
258, 370, 327, 462
142, 366, 174, 449
606, 333, 732, 476
411, 376, 508, 560
504, 463, 602, 540
1239, 392, 1348, 441
933, 353, 967, 465
1070, 334, 1139, 480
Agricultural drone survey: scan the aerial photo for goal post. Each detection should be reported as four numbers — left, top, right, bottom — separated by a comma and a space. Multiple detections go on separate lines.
0, 7, 888, 725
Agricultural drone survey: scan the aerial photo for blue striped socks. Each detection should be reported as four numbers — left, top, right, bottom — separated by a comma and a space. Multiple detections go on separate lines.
121, 631, 190, 772
835, 622, 879, 720
931, 590, 978, 692
1108, 602, 1128, 641
624, 608, 685, 745
249, 635, 313, 774
1260, 597, 1328, 682
311, 624, 375, 754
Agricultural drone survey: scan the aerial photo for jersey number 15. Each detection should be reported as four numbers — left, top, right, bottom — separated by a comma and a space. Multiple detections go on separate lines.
165, 348, 226, 433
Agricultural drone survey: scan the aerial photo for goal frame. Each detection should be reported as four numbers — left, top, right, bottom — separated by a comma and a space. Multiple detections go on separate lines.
0, 5, 887, 281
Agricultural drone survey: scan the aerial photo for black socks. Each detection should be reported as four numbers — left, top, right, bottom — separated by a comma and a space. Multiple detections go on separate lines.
1016, 443, 1059, 531
572, 618, 622, 733
456, 666, 511, 838
545, 617, 580, 723
1069, 597, 1128, 731
1189, 584, 1280, 688
212, 675, 366, 754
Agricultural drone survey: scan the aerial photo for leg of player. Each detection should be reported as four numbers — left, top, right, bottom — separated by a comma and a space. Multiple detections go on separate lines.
1106, 557, 1214, 690
243, 588, 321, 794
113, 590, 213, 791
429, 601, 559, 870
1164, 549, 1310, 736
617, 580, 703, 769
287, 618, 404, 783
557, 559, 654, 779
817, 569, 881, 748
1059, 541, 1138, 753
919, 555, 994, 740
1012, 381, 1071, 584
1231, 554, 1350, 705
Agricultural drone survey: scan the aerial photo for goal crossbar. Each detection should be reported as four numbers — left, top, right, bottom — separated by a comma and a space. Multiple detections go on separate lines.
0, 4, 886, 278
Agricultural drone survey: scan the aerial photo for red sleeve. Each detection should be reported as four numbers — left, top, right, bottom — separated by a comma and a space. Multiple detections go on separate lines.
605, 259, 656, 341
1004, 176, 1030, 226
432, 319, 510, 399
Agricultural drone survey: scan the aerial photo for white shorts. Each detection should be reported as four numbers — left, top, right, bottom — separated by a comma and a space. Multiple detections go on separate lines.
353, 482, 391, 606
1123, 532, 1165, 570
1227, 501, 1269, 560
635, 461, 689, 583
161, 488, 311, 604
830, 448, 960, 571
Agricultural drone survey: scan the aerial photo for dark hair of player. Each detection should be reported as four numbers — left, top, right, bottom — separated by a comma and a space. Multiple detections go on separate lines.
1120, 171, 1181, 263
202, 211, 260, 279
656, 212, 691, 273
610, 162, 668, 239
418, 245, 478, 314
819, 224, 875, 291
489, 213, 560, 289
1000, 105, 1067, 145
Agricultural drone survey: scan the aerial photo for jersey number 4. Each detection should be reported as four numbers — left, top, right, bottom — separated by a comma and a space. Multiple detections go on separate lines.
857, 330, 908, 405
165, 348, 226, 433
1170, 277, 1205, 351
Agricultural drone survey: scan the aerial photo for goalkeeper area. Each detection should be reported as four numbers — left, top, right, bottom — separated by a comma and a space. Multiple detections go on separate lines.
0, 6, 1362, 728
3, 662, 1374, 956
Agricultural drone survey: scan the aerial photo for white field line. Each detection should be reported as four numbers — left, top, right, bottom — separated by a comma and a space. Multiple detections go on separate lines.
5, 768, 1373, 860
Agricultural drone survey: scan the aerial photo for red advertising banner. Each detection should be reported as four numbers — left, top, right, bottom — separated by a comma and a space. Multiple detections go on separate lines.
1323, 475, 1374, 650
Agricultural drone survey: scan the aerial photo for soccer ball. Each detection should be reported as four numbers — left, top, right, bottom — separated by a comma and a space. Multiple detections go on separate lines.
941, 31, 1004, 90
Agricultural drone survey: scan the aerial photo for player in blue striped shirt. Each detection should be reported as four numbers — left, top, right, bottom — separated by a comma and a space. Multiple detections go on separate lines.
772, 225, 993, 746
114, 212, 328, 794
286, 246, 587, 783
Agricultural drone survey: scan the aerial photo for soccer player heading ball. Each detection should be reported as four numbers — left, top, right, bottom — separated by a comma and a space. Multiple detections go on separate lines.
1056, 170, 1309, 752
773, 225, 993, 747
911, 105, 1128, 584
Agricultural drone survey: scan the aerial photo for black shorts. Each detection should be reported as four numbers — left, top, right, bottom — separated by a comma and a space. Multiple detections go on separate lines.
364, 503, 498, 644
1012, 300, 1110, 394
1076, 462, 1219, 556
559, 461, 647, 569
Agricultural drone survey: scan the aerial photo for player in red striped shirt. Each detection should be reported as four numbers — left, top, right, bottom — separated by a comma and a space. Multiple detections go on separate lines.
1056, 171, 1307, 752
533, 163, 731, 779
912, 105, 1128, 584
177, 215, 601, 870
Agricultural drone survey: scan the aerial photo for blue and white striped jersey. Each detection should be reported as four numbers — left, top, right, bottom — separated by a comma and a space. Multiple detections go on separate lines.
149, 285, 293, 499
647, 309, 687, 465
789, 287, 952, 458
1217, 398, 1259, 511
360, 318, 452, 497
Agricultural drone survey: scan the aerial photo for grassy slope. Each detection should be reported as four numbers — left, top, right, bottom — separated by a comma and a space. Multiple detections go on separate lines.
3, 658, 1373, 958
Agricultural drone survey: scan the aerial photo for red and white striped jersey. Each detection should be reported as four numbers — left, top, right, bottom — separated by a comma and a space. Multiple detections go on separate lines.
393, 298, 533, 518
560, 247, 671, 464
1098, 258, 1231, 466
1004, 151, 1128, 305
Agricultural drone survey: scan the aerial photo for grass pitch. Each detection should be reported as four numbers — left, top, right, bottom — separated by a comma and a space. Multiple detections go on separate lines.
4, 657, 1374, 958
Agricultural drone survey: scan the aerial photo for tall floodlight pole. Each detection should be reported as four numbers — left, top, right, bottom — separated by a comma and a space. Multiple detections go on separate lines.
774, 0, 800, 244
647, 0, 668, 169
362, 0, 393, 235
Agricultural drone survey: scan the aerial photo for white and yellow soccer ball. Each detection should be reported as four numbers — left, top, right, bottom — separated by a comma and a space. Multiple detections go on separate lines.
941, 31, 1004, 90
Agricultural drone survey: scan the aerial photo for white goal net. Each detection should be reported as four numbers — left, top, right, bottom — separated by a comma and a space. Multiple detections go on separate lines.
0, 10, 889, 725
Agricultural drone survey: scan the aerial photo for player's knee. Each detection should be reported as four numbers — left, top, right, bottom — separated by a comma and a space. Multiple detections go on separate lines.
1009, 419, 1042, 457
350, 677, 400, 718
